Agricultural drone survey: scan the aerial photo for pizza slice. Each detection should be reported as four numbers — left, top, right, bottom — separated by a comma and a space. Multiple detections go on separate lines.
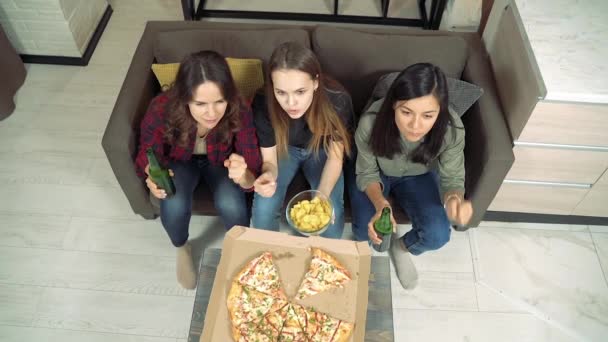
236, 252, 285, 298
295, 248, 351, 300
279, 304, 309, 342
290, 305, 353, 342
227, 282, 275, 333
309, 313, 354, 342
234, 321, 271, 342
251, 298, 288, 340
291, 305, 323, 338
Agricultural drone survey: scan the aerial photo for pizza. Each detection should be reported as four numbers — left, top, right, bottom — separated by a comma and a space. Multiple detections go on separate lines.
308, 312, 354, 342
227, 282, 275, 329
227, 250, 355, 341
292, 304, 354, 342
256, 298, 290, 340
235, 251, 285, 298
279, 304, 309, 342
295, 248, 352, 300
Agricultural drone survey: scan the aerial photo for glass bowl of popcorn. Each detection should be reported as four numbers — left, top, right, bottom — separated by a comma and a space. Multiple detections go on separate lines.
285, 190, 334, 236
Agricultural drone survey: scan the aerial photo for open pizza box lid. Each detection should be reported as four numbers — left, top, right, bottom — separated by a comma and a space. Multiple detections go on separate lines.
200, 226, 371, 342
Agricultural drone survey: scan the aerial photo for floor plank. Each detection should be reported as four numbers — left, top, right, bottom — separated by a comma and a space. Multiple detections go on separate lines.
0, 284, 43, 326
0, 326, 177, 342
391, 271, 478, 311
33, 288, 193, 338
0, 183, 135, 218
393, 309, 578, 342
0, 212, 71, 249
0, 246, 193, 296
0, 151, 95, 186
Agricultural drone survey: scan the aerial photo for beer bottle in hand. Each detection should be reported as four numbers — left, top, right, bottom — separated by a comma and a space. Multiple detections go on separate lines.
146, 148, 176, 198
372, 207, 393, 252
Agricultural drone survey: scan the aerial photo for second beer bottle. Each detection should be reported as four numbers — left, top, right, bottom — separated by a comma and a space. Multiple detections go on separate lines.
372, 207, 393, 252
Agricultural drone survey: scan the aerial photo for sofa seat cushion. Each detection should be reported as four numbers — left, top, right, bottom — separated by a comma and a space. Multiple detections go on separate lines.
312, 26, 468, 113
154, 28, 310, 67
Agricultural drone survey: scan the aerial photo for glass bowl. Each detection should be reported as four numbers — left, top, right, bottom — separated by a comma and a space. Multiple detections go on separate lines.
285, 190, 334, 236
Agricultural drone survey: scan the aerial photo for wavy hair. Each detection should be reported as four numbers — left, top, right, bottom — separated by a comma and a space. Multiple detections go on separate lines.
164, 50, 243, 147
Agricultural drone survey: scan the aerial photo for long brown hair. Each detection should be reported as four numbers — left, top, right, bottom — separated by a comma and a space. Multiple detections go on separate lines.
164, 50, 243, 147
266, 42, 351, 157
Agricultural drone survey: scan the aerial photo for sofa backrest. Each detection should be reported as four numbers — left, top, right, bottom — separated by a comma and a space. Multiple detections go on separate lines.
312, 26, 469, 114
153, 28, 310, 69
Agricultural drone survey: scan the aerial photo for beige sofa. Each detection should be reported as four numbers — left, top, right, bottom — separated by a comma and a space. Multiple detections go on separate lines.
102, 21, 514, 228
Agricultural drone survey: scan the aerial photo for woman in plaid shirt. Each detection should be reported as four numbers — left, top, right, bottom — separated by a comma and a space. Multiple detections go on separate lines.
135, 51, 261, 289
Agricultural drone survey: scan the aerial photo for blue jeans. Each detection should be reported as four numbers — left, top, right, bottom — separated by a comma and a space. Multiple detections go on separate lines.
350, 171, 450, 255
344, 148, 376, 241
160, 156, 249, 247
251, 146, 345, 239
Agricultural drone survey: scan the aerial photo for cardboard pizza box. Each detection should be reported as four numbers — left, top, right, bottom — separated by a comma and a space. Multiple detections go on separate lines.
200, 226, 371, 342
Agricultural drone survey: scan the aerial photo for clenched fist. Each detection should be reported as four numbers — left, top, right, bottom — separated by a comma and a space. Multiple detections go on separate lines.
445, 195, 473, 225
224, 153, 248, 184
254, 171, 277, 198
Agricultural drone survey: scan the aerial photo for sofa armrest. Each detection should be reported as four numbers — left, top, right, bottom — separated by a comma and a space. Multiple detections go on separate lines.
0, 25, 26, 119
460, 37, 514, 227
101, 24, 159, 219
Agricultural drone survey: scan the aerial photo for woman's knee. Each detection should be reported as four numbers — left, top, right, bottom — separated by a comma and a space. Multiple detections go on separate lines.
160, 195, 191, 221
418, 213, 451, 250
215, 193, 247, 219
159, 197, 192, 247
251, 192, 284, 229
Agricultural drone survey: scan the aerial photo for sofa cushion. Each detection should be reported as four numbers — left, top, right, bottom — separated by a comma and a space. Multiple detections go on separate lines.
154, 28, 310, 67
312, 26, 468, 113
151, 57, 265, 100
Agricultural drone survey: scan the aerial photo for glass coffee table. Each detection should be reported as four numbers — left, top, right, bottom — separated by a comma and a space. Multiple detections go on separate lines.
188, 248, 394, 341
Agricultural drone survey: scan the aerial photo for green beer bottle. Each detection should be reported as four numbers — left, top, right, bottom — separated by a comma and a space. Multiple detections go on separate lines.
372, 207, 393, 252
146, 148, 176, 198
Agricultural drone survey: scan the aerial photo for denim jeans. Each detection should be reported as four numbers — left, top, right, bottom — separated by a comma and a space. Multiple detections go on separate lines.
251, 146, 345, 239
350, 171, 450, 255
160, 156, 249, 247
344, 147, 376, 241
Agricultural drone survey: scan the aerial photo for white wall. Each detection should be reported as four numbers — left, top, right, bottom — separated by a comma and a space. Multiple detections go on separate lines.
0, 0, 108, 57
439, 0, 482, 32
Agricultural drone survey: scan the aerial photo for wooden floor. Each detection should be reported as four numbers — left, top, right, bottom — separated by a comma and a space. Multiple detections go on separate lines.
0, 1, 606, 341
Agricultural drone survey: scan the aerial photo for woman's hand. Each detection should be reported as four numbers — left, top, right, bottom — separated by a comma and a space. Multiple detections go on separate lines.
224, 153, 248, 184
144, 164, 173, 199
254, 171, 277, 197
444, 194, 473, 225
368, 204, 397, 245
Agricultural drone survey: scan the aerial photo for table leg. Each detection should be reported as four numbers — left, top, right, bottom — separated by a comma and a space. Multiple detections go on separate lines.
180, 0, 194, 20
418, 0, 430, 29
194, 0, 208, 20
382, 0, 390, 18
431, 0, 448, 29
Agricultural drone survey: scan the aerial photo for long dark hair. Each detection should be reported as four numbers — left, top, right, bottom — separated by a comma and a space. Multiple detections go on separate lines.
370, 63, 451, 164
266, 42, 351, 157
164, 50, 243, 147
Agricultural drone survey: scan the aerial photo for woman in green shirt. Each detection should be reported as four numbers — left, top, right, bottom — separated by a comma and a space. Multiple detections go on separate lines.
355, 63, 473, 289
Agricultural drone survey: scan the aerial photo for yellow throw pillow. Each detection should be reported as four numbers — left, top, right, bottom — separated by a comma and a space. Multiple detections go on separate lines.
151, 63, 179, 92
151, 57, 264, 100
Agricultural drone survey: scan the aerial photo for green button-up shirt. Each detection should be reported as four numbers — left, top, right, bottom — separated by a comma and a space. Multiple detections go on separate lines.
355, 98, 466, 196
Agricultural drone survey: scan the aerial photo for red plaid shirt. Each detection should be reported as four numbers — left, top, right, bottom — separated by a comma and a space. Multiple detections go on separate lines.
135, 94, 262, 188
